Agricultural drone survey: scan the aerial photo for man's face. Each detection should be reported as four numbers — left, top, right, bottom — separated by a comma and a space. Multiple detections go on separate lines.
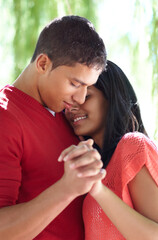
37, 63, 101, 112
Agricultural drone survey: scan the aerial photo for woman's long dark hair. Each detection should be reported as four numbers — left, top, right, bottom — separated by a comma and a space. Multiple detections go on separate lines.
95, 60, 148, 168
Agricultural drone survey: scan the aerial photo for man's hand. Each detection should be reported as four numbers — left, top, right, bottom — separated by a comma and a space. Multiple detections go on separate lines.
58, 139, 94, 162
58, 140, 106, 198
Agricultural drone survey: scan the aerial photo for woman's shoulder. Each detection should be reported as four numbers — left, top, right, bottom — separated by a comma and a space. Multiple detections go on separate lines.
113, 132, 158, 168
121, 131, 149, 142
119, 132, 157, 151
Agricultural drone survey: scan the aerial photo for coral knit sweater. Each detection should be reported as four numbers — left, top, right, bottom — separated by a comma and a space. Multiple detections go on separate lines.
0, 85, 85, 240
83, 132, 158, 240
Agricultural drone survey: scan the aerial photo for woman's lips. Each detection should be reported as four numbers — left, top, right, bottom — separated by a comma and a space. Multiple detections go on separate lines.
72, 115, 88, 125
73, 116, 87, 122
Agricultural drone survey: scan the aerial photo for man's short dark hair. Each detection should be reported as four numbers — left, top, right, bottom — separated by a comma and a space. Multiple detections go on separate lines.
31, 15, 106, 70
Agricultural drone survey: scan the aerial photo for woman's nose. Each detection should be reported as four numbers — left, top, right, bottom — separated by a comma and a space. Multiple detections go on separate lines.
69, 104, 80, 112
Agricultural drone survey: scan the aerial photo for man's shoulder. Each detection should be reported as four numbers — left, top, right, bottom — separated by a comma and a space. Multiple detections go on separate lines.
0, 85, 18, 118
0, 85, 11, 109
0, 86, 22, 133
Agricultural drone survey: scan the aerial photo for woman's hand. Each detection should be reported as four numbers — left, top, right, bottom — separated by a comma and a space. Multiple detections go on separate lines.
58, 140, 106, 198
89, 170, 107, 197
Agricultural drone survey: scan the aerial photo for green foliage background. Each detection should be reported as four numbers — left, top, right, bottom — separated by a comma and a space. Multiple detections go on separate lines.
1, 0, 99, 79
0, 0, 158, 142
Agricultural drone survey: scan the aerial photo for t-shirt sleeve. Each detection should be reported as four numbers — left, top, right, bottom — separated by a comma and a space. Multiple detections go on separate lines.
118, 133, 158, 205
0, 110, 23, 207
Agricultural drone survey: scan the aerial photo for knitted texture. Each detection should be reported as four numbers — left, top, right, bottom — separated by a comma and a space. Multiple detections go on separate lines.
83, 132, 158, 239
0, 85, 84, 240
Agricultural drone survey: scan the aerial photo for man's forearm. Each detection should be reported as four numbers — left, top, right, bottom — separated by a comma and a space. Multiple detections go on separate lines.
0, 178, 75, 240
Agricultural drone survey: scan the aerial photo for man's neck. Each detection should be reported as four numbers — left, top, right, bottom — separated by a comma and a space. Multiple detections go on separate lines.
13, 63, 42, 105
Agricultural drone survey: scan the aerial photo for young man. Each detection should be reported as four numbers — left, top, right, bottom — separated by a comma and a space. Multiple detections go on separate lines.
0, 16, 106, 239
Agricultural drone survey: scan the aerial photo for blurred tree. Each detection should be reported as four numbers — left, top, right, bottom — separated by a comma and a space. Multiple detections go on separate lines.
148, 0, 158, 140
117, 0, 158, 141
9, 0, 100, 80
135, 0, 158, 140
12, 0, 57, 78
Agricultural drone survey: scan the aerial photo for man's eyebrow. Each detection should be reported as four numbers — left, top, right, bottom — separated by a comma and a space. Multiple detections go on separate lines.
71, 78, 87, 86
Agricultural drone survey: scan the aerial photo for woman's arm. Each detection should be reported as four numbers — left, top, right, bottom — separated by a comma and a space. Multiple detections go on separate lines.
90, 165, 158, 240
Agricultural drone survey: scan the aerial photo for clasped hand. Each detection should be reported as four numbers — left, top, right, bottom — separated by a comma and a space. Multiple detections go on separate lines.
58, 139, 106, 198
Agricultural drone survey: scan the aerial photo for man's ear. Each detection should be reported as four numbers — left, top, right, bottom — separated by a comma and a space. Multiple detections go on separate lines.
35, 54, 52, 73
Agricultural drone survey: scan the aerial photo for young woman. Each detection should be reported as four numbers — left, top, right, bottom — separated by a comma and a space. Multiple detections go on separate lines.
65, 60, 158, 240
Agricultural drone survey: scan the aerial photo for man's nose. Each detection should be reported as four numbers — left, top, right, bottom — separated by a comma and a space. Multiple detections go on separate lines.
73, 87, 87, 105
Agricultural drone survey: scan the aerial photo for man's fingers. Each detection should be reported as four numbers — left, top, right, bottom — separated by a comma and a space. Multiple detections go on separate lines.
78, 168, 106, 179
58, 145, 76, 162
73, 158, 103, 177
69, 149, 102, 169
58, 139, 94, 162
58, 144, 89, 162
65, 139, 94, 161
78, 139, 94, 148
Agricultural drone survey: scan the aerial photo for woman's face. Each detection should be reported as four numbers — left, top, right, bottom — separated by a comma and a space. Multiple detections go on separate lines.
65, 85, 108, 147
